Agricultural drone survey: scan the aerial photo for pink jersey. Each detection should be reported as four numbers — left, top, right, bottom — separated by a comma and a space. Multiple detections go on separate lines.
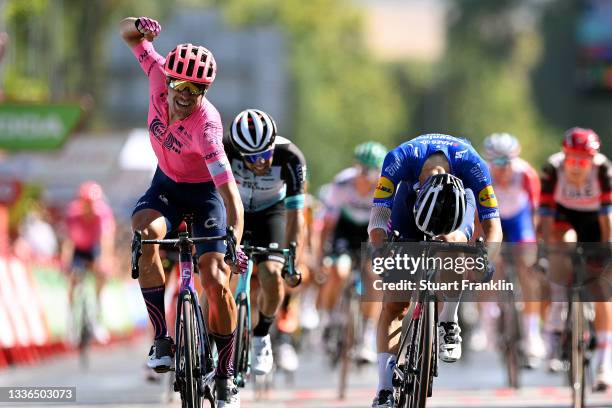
65, 200, 115, 251
493, 157, 541, 219
131, 41, 233, 185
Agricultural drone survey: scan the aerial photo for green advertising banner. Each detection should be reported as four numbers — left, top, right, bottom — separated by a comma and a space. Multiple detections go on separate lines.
0, 104, 83, 150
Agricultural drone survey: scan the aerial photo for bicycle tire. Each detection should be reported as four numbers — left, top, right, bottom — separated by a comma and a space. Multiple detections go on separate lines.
570, 300, 586, 408
499, 301, 521, 389
73, 280, 91, 370
181, 298, 200, 408
410, 301, 434, 408
338, 292, 357, 400
233, 299, 250, 387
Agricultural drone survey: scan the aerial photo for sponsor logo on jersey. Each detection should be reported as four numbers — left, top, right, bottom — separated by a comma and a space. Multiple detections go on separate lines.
138, 49, 150, 63
149, 118, 167, 142
470, 164, 488, 184
481, 210, 500, 220
163, 133, 182, 154
455, 149, 468, 159
478, 185, 498, 208
384, 157, 402, 177
204, 150, 219, 161
374, 176, 395, 199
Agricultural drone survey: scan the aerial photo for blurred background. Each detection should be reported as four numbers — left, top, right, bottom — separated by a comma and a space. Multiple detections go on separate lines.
0, 0, 611, 406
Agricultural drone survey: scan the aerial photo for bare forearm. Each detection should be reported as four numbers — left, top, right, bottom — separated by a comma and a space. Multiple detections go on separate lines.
100, 233, 115, 258
318, 217, 336, 258
598, 213, 611, 242
540, 215, 554, 244
481, 218, 503, 262
61, 240, 74, 267
219, 182, 244, 244
285, 209, 304, 250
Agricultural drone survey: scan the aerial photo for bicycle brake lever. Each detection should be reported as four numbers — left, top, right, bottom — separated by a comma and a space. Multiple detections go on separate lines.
224, 226, 237, 266
282, 242, 301, 287
131, 230, 142, 279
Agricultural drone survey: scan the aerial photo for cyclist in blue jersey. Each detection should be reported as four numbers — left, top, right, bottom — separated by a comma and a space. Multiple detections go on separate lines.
368, 134, 503, 408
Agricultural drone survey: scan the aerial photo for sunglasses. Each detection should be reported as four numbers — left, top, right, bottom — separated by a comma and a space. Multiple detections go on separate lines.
490, 157, 511, 167
565, 156, 592, 168
242, 149, 273, 164
357, 164, 379, 178
168, 78, 208, 96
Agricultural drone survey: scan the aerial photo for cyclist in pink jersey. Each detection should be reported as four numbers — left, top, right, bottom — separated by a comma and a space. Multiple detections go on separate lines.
483, 133, 546, 367
120, 16, 244, 407
62, 181, 115, 344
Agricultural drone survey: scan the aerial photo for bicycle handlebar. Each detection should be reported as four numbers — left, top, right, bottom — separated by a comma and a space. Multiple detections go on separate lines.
241, 241, 301, 288
130, 226, 238, 280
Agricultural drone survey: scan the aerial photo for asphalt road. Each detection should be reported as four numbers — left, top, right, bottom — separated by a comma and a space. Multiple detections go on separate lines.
0, 335, 610, 408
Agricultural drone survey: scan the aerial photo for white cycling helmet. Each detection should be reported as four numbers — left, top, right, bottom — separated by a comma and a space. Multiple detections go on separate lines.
414, 174, 466, 237
483, 133, 521, 161
230, 109, 277, 154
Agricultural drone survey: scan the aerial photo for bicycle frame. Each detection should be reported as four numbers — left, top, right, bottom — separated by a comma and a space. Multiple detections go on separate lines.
173, 231, 216, 394
546, 245, 597, 408
391, 237, 488, 407
232, 243, 298, 387
132, 220, 237, 407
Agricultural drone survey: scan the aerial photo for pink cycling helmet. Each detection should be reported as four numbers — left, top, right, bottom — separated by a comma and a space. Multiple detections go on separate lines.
78, 181, 103, 202
562, 127, 600, 156
164, 43, 217, 85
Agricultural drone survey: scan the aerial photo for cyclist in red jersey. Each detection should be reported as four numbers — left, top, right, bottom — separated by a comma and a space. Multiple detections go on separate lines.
120, 16, 245, 407
540, 127, 612, 391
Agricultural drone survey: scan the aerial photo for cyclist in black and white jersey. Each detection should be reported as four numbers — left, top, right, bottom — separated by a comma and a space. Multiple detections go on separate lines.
225, 109, 307, 376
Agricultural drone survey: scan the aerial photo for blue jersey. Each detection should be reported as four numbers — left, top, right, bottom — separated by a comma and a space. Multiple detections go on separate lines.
373, 134, 500, 221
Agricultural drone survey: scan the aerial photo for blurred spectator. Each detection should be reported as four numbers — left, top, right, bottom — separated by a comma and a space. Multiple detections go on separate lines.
16, 202, 59, 263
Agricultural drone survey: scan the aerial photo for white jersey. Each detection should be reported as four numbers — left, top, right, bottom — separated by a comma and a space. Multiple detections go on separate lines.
493, 158, 540, 219
325, 167, 374, 225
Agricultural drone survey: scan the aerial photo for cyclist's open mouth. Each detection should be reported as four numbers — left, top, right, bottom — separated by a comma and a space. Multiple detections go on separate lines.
176, 99, 192, 108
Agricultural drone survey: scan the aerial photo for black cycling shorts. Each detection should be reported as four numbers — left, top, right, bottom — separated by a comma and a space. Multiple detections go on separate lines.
331, 214, 368, 255
554, 203, 601, 242
132, 168, 227, 257
72, 246, 100, 270
244, 201, 286, 264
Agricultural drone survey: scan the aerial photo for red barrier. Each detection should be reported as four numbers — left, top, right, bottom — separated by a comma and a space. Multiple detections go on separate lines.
0, 256, 52, 368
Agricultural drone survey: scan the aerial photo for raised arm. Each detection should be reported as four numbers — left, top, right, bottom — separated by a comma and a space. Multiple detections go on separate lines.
119, 17, 160, 48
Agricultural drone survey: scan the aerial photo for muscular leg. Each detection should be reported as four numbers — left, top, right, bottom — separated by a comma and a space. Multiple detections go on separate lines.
257, 260, 285, 317
132, 209, 168, 339
376, 301, 408, 393
200, 252, 237, 379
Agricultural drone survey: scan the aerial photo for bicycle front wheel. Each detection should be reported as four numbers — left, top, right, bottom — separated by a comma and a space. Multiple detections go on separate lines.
410, 301, 435, 408
180, 298, 201, 408
499, 300, 521, 389
338, 291, 358, 400
570, 301, 586, 408
233, 298, 250, 388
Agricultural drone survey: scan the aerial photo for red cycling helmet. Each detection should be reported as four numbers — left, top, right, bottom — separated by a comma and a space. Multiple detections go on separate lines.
78, 181, 103, 202
562, 127, 600, 156
164, 43, 216, 85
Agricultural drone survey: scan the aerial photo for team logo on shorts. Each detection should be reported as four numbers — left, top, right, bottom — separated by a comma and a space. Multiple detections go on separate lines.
478, 185, 498, 208
374, 176, 395, 199
204, 217, 218, 229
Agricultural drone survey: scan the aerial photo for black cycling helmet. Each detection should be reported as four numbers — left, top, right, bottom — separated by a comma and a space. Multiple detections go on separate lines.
413, 173, 466, 237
